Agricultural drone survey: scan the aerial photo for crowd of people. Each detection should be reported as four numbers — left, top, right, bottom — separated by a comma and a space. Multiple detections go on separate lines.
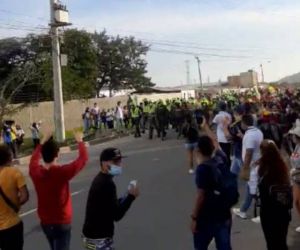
0, 86, 300, 250
1, 120, 42, 159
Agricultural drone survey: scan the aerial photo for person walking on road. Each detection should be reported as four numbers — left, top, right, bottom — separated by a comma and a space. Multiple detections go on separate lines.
182, 116, 199, 174
0, 145, 29, 250
29, 128, 88, 250
131, 105, 141, 138
82, 148, 139, 250
257, 140, 292, 250
156, 101, 169, 141
233, 114, 263, 220
191, 118, 237, 250
212, 102, 232, 164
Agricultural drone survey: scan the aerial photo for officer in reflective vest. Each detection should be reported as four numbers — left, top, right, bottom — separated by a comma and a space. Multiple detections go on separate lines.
131, 105, 141, 138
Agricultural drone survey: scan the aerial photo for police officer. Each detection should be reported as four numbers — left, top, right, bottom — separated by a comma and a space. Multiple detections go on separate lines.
148, 102, 158, 140
141, 100, 150, 134
131, 105, 141, 138
156, 100, 169, 141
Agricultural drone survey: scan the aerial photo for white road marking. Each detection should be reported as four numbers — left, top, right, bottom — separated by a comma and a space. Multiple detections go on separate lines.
20, 189, 85, 218
20, 208, 37, 217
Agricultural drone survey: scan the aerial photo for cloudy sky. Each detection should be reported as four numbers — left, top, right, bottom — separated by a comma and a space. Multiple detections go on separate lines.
1, 0, 300, 86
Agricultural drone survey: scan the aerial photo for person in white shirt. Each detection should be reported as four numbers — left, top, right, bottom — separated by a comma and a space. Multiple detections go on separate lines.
233, 114, 263, 220
15, 124, 25, 150
115, 101, 124, 133
212, 102, 232, 163
91, 103, 100, 129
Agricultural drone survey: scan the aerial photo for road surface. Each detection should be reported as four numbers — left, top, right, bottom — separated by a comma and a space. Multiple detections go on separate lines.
19, 132, 300, 250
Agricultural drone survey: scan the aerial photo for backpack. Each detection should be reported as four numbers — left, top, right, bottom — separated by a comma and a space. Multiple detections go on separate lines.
269, 184, 293, 210
255, 181, 293, 217
205, 159, 239, 213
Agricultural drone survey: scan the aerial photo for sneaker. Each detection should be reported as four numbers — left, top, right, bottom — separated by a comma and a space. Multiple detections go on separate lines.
296, 226, 300, 233
251, 216, 261, 224
233, 208, 247, 219
188, 169, 194, 174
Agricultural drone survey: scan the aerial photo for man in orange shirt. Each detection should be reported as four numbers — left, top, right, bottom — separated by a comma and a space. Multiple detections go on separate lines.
0, 145, 29, 250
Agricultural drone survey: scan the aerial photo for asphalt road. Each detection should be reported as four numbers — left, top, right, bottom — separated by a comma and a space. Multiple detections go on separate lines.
19, 132, 300, 250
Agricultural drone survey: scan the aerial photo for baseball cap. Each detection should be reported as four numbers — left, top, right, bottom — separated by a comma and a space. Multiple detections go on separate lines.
100, 148, 126, 162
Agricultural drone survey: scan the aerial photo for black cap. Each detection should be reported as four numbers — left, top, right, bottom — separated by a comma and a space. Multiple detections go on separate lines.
100, 148, 125, 162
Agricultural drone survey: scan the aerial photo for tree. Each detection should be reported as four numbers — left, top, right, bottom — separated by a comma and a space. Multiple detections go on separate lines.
0, 37, 41, 124
60, 29, 97, 99
25, 30, 98, 101
92, 31, 154, 97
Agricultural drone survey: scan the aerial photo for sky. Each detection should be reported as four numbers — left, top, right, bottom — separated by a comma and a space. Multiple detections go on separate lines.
1, 0, 300, 86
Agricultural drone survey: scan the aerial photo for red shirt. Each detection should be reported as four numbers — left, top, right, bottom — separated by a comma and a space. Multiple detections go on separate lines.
29, 142, 88, 225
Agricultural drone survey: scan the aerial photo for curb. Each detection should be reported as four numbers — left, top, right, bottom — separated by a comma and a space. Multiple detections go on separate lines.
14, 133, 130, 166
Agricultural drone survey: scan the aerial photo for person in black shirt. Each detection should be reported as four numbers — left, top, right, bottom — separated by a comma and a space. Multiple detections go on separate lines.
82, 148, 139, 250
228, 106, 245, 176
191, 120, 232, 250
182, 115, 199, 174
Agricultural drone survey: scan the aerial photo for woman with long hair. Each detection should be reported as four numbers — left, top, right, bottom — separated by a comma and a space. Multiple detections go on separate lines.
258, 140, 291, 250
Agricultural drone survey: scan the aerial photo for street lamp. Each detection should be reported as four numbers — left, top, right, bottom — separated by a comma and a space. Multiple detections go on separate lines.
195, 56, 203, 92
260, 61, 271, 84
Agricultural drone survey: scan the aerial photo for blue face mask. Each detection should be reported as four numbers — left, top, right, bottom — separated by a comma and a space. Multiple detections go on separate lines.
108, 165, 122, 176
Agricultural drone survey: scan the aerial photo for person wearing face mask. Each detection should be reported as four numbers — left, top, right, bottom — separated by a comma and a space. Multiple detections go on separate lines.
82, 148, 139, 250
289, 119, 300, 233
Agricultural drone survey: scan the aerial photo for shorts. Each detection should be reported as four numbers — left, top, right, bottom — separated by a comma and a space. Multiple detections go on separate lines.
185, 142, 198, 150
82, 237, 114, 250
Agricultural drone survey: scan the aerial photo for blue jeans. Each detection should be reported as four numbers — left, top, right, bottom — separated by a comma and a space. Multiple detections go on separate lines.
230, 156, 243, 176
41, 224, 71, 250
240, 184, 255, 213
193, 219, 232, 250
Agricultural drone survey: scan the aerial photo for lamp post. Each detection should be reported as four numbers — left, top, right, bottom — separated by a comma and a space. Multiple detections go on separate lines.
195, 56, 203, 92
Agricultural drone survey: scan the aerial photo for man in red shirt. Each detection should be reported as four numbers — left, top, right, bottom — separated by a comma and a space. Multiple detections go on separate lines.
29, 129, 88, 250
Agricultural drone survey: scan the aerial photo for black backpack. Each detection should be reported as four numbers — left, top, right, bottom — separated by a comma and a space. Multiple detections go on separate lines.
206, 161, 240, 212
255, 181, 293, 217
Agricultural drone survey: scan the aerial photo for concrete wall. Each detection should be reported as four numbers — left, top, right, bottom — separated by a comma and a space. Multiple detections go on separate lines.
7, 93, 181, 135
8, 96, 128, 135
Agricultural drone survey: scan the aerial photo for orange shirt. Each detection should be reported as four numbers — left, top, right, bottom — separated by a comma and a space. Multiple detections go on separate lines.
0, 167, 26, 230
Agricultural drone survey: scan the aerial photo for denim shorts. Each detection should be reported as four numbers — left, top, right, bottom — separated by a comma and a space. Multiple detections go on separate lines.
185, 142, 198, 150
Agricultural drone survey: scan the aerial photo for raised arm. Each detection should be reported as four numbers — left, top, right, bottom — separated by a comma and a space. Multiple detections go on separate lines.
59, 131, 88, 180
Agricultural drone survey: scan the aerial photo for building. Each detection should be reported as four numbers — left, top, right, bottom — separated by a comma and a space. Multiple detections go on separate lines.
228, 75, 241, 88
240, 70, 258, 88
227, 70, 258, 88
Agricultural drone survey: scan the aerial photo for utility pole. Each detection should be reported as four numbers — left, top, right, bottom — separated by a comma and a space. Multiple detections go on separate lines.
260, 64, 264, 83
49, 0, 68, 142
195, 56, 203, 92
185, 60, 190, 85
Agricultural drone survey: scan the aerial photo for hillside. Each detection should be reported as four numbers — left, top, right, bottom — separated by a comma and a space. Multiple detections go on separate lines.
278, 72, 300, 84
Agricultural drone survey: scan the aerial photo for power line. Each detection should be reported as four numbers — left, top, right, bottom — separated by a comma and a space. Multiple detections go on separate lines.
149, 48, 251, 59
140, 38, 258, 53
0, 9, 48, 22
